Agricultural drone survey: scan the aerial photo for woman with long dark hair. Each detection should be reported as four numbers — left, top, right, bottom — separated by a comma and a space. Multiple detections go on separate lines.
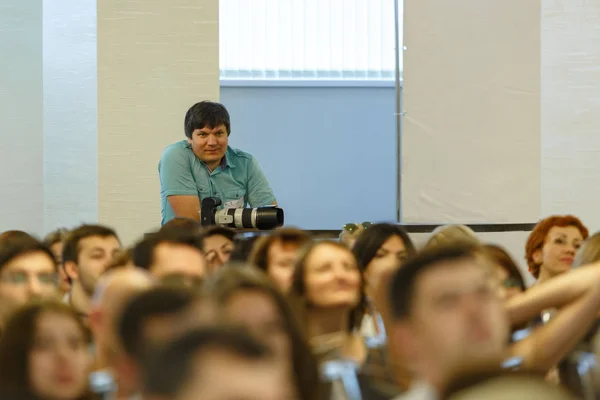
0, 301, 93, 400
352, 224, 416, 344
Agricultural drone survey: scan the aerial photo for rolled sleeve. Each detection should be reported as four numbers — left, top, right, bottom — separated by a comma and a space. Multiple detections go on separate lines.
246, 157, 276, 207
159, 145, 198, 197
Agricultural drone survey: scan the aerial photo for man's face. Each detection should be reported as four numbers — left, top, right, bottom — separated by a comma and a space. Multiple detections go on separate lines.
0, 251, 58, 325
151, 243, 207, 287
75, 235, 121, 295
188, 124, 229, 169
178, 349, 291, 400
399, 258, 509, 379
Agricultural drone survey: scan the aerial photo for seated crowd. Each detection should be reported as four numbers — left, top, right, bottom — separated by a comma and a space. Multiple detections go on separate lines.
0, 214, 598, 399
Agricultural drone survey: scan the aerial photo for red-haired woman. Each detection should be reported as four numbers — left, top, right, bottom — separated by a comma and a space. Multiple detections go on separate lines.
526, 215, 589, 283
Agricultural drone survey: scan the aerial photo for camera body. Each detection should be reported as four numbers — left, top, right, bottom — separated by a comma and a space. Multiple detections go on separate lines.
200, 197, 284, 230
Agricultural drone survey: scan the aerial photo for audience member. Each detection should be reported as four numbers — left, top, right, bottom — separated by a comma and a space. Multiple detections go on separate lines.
202, 226, 235, 274
0, 230, 35, 243
206, 265, 320, 400
353, 224, 416, 342
249, 227, 312, 293
117, 286, 216, 398
525, 215, 588, 283
131, 229, 206, 287
4, 208, 600, 400
339, 222, 371, 248
389, 244, 600, 399
62, 225, 121, 320
443, 369, 576, 400
158, 217, 203, 235
229, 234, 261, 262
573, 231, 600, 268
558, 232, 600, 398
105, 247, 134, 272
0, 236, 58, 330
43, 228, 71, 296
484, 244, 527, 300
291, 240, 402, 399
143, 327, 291, 400
0, 301, 93, 400
425, 225, 479, 249
87, 268, 153, 397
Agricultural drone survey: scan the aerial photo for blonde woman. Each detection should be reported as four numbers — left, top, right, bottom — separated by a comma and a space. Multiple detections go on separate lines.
425, 224, 479, 249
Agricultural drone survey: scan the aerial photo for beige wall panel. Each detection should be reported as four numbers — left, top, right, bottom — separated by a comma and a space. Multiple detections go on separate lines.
402, 0, 541, 225
541, 1, 600, 233
97, 0, 220, 244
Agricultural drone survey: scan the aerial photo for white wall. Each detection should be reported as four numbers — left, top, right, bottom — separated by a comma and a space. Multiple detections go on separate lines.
541, 1, 600, 234
43, 0, 98, 233
0, 1, 44, 235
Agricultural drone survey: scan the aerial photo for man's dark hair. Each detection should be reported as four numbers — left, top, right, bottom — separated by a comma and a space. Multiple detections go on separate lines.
389, 243, 484, 320
143, 327, 270, 397
159, 218, 202, 235
131, 229, 204, 271
0, 236, 56, 273
118, 286, 196, 361
0, 230, 35, 243
62, 224, 119, 265
184, 101, 231, 138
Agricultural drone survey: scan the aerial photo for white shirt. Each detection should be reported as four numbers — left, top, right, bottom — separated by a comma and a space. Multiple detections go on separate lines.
393, 381, 438, 400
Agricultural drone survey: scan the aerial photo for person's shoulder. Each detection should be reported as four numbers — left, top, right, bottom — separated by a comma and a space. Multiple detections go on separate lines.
161, 140, 192, 160
226, 147, 258, 170
226, 146, 255, 161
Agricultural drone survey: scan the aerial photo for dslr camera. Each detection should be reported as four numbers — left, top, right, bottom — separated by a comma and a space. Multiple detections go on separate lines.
200, 197, 284, 230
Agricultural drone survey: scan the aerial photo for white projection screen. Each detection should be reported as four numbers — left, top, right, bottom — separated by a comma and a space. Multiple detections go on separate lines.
401, 0, 541, 226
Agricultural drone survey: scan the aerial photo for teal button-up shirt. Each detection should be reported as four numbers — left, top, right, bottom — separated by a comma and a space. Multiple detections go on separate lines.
159, 141, 276, 225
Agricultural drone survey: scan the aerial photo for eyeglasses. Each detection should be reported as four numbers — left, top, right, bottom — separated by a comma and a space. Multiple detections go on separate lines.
343, 222, 372, 233
0, 271, 58, 286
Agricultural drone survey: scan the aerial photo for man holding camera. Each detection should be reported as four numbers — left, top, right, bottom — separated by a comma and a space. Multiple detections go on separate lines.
159, 101, 277, 225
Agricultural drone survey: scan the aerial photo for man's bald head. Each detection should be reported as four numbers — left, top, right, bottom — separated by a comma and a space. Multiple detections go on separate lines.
90, 268, 154, 367
93, 268, 154, 308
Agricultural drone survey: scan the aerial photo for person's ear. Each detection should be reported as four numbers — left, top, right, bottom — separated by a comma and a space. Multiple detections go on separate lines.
532, 248, 543, 265
64, 260, 79, 281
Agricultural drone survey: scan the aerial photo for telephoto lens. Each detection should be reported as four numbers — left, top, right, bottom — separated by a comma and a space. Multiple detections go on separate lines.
213, 207, 284, 230
200, 197, 284, 230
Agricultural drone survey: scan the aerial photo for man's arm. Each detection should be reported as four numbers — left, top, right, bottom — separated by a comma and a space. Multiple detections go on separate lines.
167, 196, 201, 221
246, 157, 277, 207
159, 145, 201, 221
